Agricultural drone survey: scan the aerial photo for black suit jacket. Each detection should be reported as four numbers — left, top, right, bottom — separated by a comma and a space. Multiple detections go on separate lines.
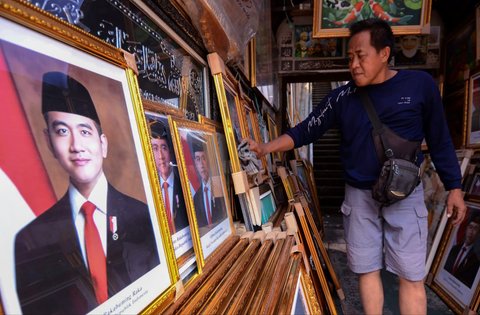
171, 169, 188, 232
14, 184, 160, 314
444, 243, 480, 288
193, 185, 227, 232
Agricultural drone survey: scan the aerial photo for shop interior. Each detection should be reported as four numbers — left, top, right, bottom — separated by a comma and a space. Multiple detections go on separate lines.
1, 0, 480, 314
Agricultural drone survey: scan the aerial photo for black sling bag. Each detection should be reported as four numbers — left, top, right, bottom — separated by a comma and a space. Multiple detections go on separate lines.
359, 89, 421, 206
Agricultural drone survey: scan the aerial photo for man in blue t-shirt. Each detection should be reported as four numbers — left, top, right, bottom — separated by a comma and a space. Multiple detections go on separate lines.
248, 19, 466, 315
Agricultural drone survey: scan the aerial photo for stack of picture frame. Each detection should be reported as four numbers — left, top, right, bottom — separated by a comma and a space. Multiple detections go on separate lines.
277, 165, 343, 314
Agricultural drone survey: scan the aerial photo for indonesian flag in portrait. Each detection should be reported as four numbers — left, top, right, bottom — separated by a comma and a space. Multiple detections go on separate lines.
180, 134, 200, 194
0, 43, 56, 216
0, 43, 56, 314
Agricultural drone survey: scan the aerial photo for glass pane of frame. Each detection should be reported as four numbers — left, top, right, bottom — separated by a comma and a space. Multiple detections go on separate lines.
169, 117, 235, 265
0, 3, 176, 313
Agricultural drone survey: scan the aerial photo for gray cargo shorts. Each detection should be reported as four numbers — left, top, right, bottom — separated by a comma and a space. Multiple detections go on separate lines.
341, 184, 428, 281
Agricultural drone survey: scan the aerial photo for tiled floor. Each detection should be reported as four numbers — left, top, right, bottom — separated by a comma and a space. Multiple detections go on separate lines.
323, 214, 454, 315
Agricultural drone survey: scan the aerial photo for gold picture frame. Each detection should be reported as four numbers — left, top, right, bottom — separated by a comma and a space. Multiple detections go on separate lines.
168, 116, 235, 268
143, 102, 199, 285
427, 201, 480, 314
0, 1, 178, 313
313, 0, 432, 38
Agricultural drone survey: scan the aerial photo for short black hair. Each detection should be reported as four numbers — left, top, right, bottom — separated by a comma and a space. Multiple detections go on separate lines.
149, 119, 168, 141
349, 18, 395, 63
471, 215, 480, 225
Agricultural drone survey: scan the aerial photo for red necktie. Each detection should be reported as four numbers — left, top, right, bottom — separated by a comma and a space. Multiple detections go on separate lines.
204, 186, 212, 225
163, 182, 175, 233
452, 246, 467, 274
81, 201, 108, 304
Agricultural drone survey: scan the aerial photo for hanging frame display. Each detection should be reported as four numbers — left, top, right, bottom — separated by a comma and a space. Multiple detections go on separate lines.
313, 0, 432, 38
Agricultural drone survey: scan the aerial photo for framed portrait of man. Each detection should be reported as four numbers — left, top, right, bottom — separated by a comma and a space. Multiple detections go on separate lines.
144, 109, 198, 282
0, 2, 176, 313
169, 117, 234, 265
428, 201, 480, 313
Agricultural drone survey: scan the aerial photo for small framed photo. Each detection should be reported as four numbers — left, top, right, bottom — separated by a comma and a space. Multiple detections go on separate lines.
428, 201, 480, 313
0, 2, 176, 313
169, 117, 234, 264
467, 72, 480, 147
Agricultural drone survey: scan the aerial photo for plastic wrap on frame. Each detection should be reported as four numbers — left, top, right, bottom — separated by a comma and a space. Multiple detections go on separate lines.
181, 0, 261, 63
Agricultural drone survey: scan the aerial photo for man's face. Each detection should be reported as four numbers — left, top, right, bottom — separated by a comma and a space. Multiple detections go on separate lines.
401, 36, 420, 51
348, 30, 390, 87
152, 137, 172, 180
44, 111, 107, 190
465, 221, 480, 245
194, 150, 209, 183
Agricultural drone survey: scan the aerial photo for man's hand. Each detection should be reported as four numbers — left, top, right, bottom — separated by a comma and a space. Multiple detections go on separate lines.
246, 138, 267, 158
446, 188, 467, 226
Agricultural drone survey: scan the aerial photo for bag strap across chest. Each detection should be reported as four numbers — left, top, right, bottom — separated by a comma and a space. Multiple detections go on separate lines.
358, 88, 420, 163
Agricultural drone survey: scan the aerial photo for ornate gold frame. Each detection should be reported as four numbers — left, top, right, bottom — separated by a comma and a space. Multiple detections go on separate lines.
168, 116, 235, 269
143, 101, 202, 287
0, 1, 178, 313
313, 0, 432, 38
427, 200, 480, 314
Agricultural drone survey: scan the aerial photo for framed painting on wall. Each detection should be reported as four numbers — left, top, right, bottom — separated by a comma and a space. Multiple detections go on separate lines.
0, 1, 177, 313
313, 0, 432, 38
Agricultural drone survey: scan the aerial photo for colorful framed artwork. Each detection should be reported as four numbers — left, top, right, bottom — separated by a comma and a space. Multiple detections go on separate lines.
169, 117, 234, 265
0, 1, 176, 313
468, 72, 480, 148
313, 0, 432, 38
26, 0, 209, 120
428, 201, 480, 314
143, 106, 198, 283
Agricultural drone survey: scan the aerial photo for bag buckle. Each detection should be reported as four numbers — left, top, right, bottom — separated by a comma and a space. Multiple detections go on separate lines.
385, 149, 394, 158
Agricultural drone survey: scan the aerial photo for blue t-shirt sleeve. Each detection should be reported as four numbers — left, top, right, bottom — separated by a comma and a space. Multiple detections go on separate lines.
422, 75, 462, 190
285, 89, 340, 148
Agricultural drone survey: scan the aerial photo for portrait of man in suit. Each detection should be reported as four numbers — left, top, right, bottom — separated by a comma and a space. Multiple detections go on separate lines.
14, 72, 160, 314
444, 215, 480, 288
191, 138, 227, 235
148, 119, 188, 234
